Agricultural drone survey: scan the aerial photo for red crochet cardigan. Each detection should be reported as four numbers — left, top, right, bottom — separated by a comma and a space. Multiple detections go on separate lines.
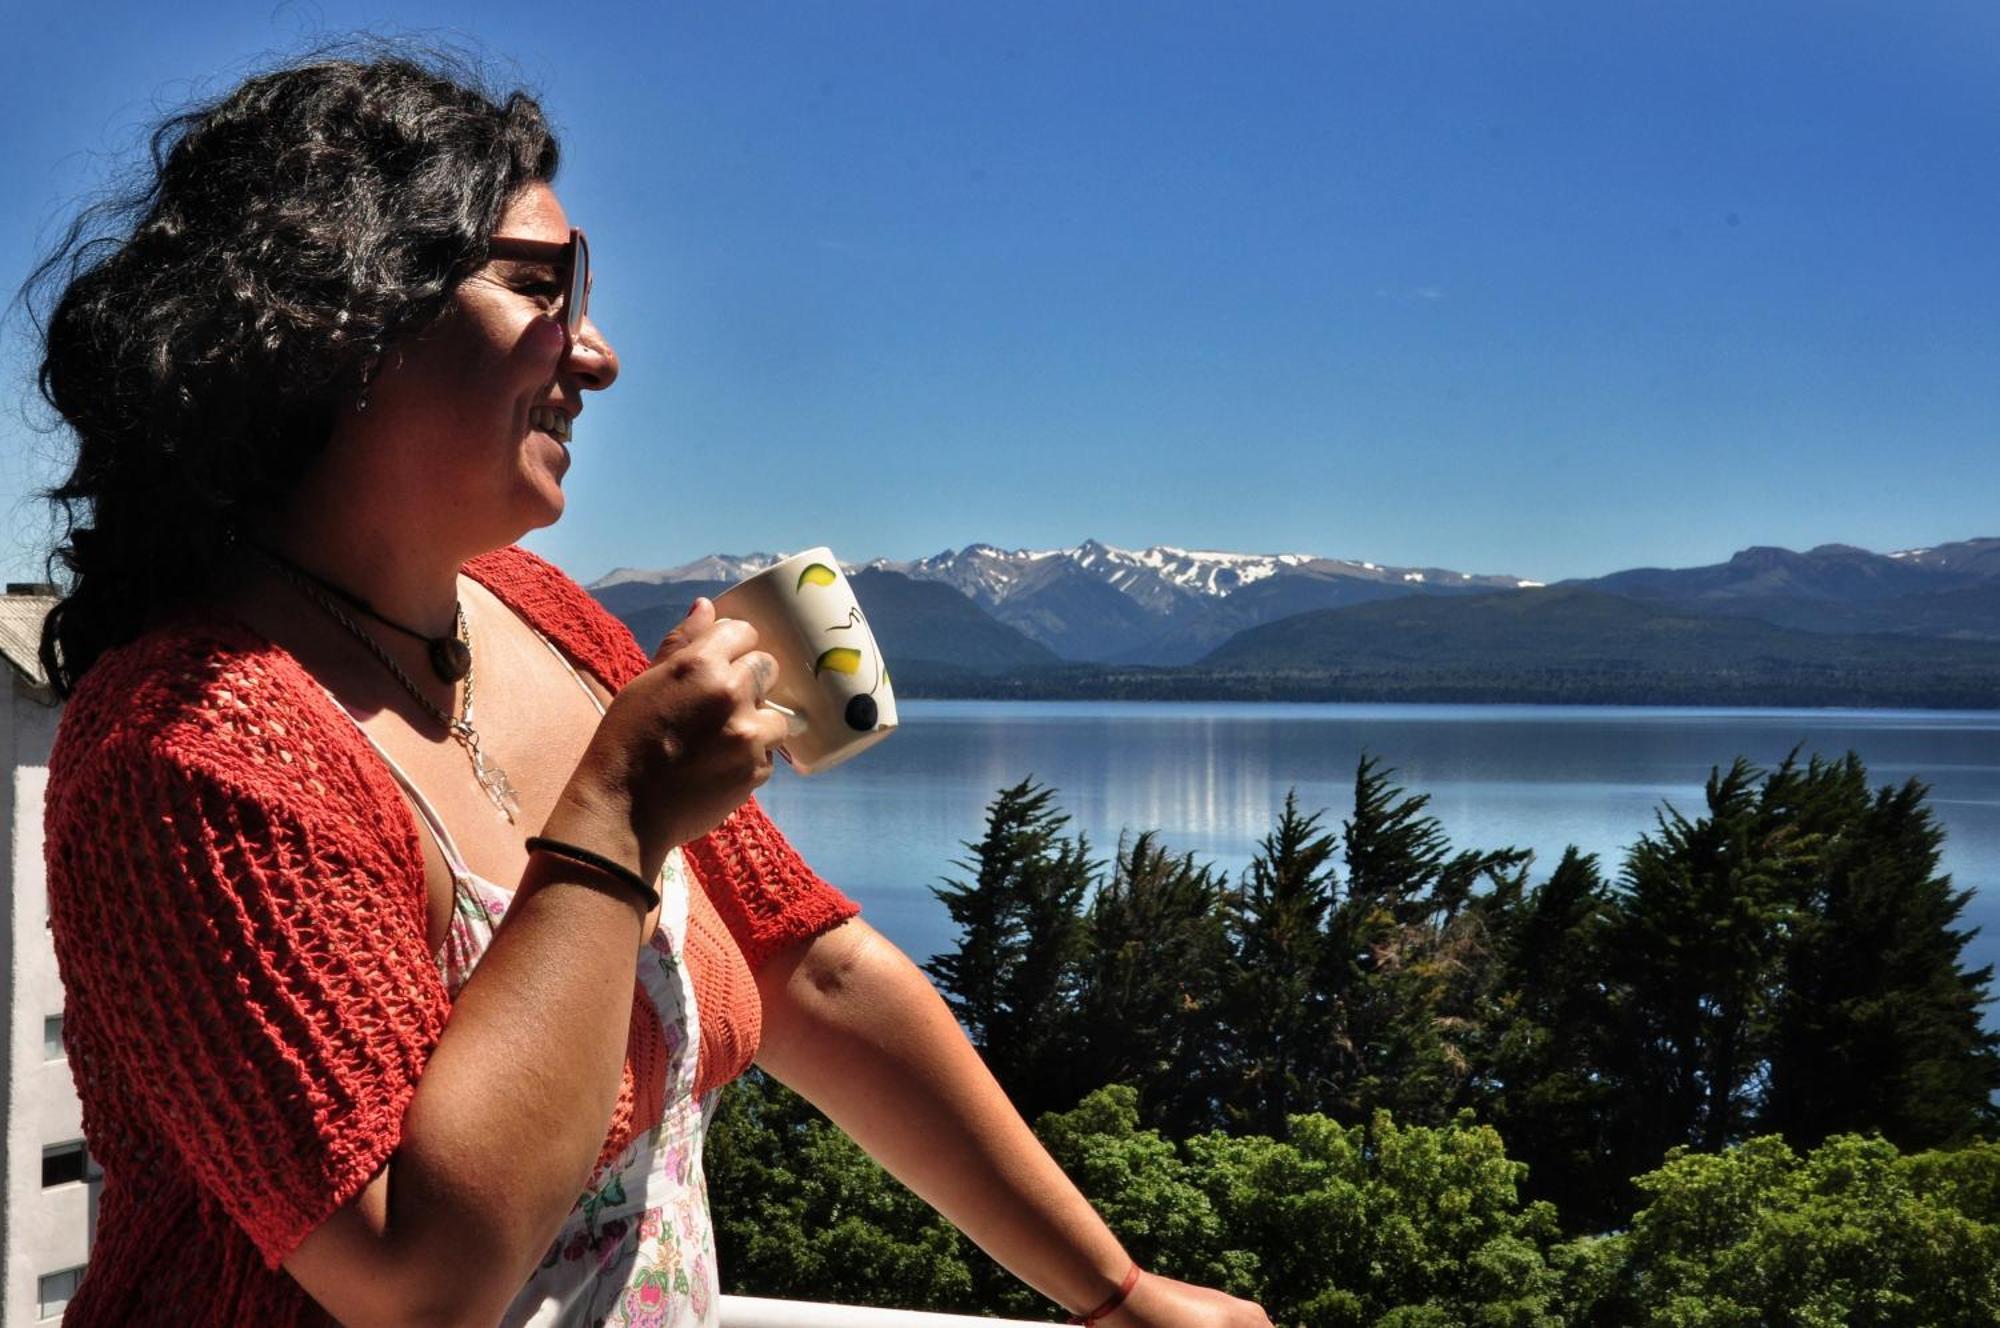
43, 546, 857, 1326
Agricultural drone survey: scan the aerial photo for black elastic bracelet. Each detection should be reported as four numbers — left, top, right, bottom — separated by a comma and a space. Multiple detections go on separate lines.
524, 836, 662, 912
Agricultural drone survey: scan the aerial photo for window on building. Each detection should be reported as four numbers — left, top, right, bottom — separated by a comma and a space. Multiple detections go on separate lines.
38, 1265, 84, 1320
42, 1140, 88, 1188
44, 1014, 65, 1060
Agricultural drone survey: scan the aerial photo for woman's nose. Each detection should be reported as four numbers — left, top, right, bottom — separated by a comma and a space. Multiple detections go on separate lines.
567, 316, 619, 390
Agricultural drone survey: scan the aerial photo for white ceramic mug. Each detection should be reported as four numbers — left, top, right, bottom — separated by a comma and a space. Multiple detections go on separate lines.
712, 547, 899, 774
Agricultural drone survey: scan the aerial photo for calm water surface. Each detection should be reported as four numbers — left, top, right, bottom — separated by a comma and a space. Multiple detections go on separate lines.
758, 702, 2000, 1011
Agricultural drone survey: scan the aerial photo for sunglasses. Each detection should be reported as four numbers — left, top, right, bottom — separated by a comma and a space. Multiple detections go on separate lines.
485, 227, 591, 352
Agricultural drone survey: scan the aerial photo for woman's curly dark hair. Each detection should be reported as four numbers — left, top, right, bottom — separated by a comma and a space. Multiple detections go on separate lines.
26, 46, 560, 696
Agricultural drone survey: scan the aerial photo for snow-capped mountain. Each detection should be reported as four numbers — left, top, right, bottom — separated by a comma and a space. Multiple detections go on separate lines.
869, 539, 1533, 613
589, 539, 1534, 664
1882, 537, 2000, 578
852, 540, 1535, 663
585, 535, 2000, 668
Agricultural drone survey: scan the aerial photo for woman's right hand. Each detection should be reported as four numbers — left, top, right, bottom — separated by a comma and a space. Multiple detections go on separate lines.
548, 597, 787, 877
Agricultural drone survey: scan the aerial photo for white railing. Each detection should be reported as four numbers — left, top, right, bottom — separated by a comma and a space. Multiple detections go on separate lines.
719, 1295, 1055, 1326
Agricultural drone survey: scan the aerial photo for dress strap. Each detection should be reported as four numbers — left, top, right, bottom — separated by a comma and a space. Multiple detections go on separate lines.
316, 686, 478, 884
536, 631, 610, 716
312, 634, 601, 883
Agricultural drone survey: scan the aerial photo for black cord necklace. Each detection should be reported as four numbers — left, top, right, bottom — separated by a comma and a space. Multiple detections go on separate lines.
242, 538, 521, 820
245, 541, 471, 683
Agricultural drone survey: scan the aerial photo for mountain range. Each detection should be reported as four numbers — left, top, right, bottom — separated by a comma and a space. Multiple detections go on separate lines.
1574, 541, 2000, 640
596, 539, 1541, 665
588, 536, 2000, 707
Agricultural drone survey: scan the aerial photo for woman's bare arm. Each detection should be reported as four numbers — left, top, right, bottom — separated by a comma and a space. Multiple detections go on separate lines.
282, 864, 653, 1328
754, 918, 1271, 1327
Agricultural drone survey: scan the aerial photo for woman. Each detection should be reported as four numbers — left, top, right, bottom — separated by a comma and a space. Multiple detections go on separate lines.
31, 50, 1270, 1328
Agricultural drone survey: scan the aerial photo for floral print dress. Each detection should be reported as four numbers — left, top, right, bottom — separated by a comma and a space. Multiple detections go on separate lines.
337, 639, 721, 1328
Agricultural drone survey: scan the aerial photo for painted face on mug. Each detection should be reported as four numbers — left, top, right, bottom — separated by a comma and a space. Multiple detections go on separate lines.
711, 549, 900, 775
358, 183, 618, 545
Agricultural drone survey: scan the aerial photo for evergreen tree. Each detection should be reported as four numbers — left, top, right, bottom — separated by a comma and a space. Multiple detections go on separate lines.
1759, 755, 2000, 1148
1077, 831, 1231, 1136
924, 778, 1097, 1118
1602, 751, 2000, 1199
1328, 757, 1528, 1125
1478, 847, 1627, 1232
1603, 758, 1794, 1175
1221, 790, 1339, 1135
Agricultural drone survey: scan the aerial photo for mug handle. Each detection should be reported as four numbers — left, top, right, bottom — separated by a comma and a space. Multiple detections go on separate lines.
759, 699, 810, 737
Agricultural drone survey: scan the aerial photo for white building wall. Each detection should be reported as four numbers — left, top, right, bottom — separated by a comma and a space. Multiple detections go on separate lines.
3, 682, 84, 1326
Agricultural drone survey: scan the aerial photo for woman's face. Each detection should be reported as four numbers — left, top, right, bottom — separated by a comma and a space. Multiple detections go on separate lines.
355, 182, 619, 546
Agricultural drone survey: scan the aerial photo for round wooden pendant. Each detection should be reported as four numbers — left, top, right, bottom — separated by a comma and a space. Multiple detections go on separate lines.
430, 636, 473, 683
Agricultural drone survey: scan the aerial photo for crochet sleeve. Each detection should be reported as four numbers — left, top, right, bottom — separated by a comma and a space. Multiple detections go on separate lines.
682, 796, 860, 969
45, 731, 447, 1270
467, 545, 863, 968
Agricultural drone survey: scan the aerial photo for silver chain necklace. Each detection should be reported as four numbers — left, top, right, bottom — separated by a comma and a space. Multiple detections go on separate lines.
253, 546, 522, 822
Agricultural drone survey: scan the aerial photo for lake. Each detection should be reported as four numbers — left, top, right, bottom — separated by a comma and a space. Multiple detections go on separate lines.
756, 701, 2000, 1012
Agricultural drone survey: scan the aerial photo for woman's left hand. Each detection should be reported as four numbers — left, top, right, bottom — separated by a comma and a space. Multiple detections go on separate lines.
1101, 1272, 1273, 1327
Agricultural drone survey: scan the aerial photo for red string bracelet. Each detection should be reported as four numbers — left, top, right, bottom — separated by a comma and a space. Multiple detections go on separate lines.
1069, 1264, 1143, 1326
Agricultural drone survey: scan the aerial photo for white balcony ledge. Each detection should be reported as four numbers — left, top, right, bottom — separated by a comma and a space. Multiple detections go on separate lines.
719, 1294, 1055, 1326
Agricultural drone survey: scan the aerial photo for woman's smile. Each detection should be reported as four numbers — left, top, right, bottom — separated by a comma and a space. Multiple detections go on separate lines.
529, 403, 573, 444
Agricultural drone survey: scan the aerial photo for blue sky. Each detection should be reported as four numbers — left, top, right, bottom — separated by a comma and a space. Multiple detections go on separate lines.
5, 2, 1998, 585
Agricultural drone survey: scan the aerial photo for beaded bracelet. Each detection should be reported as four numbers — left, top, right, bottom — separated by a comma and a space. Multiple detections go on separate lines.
524, 836, 661, 913
1069, 1264, 1143, 1326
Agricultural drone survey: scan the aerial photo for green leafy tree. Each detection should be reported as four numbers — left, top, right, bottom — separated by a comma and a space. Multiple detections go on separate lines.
1032, 1084, 1258, 1304
1613, 1134, 2000, 1325
709, 1075, 2000, 1326
924, 778, 1098, 1117
705, 1070, 982, 1313
1190, 1110, 1568, 1327
1037, 1086, 1572, 1327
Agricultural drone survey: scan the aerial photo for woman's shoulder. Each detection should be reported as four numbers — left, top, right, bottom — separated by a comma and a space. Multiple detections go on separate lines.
465, 544, 651, 688
49, 614, 400, 831
57, 616, 287, 764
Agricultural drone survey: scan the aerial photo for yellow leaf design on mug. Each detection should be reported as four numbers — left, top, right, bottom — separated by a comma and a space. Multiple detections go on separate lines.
814, 647, 862, 676
796, 562, 840, 591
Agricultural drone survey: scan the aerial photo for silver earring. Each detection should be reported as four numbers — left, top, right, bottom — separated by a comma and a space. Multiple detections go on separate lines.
355, 342, 383, 413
